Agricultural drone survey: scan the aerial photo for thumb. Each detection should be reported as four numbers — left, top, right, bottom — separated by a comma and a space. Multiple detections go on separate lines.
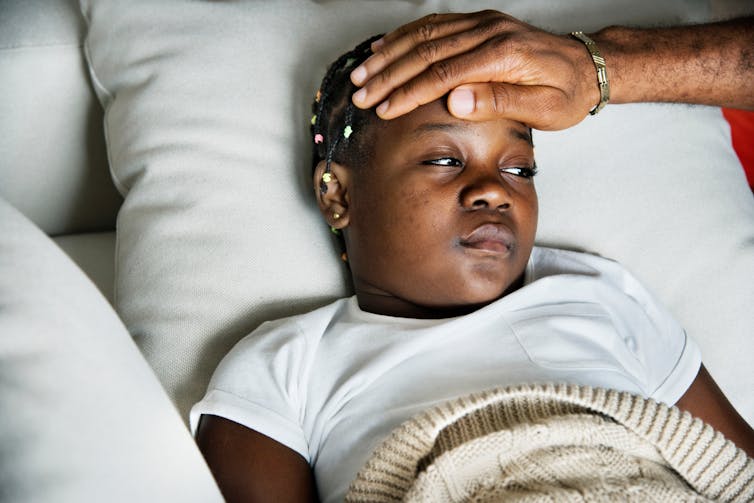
447, 83, 582, 131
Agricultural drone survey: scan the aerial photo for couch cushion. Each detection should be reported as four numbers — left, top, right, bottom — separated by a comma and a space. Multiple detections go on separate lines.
53, 232, 116, 305
0, 198, 221, 502
81, 0, 754, 424
0, 0, 120, 236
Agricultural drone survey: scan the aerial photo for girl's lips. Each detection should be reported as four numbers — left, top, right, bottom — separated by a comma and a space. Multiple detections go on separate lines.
460, 223, 514, 253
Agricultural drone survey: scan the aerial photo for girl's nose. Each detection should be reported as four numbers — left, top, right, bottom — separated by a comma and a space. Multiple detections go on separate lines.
460, 173, 512, 211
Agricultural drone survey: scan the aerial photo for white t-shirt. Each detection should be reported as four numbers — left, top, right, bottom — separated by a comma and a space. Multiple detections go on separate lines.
190, 247, 701, 503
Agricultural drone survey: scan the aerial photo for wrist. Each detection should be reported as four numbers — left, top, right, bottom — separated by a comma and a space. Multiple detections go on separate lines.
588, 26, 639, 105
560, 33, 604, 116
570, 32, 610, 114
589, 20, 754, 109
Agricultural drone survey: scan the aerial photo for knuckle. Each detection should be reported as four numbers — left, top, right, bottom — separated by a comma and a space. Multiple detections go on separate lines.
388, 81, 422, 114
472, 18, 497, 39
472, 28, 515, 63
470, 9, 502, 23
490, 85, 511, 114
488, 36, 527, 73
375, 45, 394, 63
416, 40, 440, 64
374, 63, 396, 87
424, 12, 442, 25
480, 11, 510, 32
478, 9, 503, 17
489, 33, 515, 55
414, 17, 438, 44
428, 60, 455, 85
477, 12, 529, 50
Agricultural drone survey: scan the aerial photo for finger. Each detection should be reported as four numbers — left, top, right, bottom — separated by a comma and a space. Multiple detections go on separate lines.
371, 11, 498, 56
372, 45, 506, 119
447, 83, 583, 131
353, 23, 497, 110
351, 13, 480, 91
379, 12, 473, 47
351, 10, 508, 100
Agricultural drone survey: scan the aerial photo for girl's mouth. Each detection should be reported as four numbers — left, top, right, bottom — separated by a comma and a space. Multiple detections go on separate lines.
460, 223, 514, 254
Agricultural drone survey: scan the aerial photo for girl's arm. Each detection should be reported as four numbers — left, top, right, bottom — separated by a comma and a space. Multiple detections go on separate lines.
193, 369, 753, 502
195, 415, 319, 503
676, 365, 754, 458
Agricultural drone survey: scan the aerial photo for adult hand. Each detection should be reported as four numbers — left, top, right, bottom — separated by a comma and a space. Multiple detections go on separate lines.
349, 10, 601, 130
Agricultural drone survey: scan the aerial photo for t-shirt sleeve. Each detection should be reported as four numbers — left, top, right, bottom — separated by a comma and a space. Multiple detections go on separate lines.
532, 248, 702, 405
189, 317, 314, 462
609, 261, 702, 406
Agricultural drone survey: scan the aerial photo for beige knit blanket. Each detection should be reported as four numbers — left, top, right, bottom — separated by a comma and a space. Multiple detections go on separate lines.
346, 384, 754, 502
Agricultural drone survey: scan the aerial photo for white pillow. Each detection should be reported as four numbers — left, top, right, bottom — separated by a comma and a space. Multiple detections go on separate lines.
0, 198, 222, 502
81, 0, 754, 424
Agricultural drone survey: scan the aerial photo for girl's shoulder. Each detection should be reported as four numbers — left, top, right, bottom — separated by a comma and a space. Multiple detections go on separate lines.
216, 297, 353, 367
247, 296, 352, 342
525, 247, 674, 330
527, 246, 632, 285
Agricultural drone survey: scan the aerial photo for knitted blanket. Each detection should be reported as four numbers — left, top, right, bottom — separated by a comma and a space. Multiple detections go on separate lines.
346, 384, 754, 502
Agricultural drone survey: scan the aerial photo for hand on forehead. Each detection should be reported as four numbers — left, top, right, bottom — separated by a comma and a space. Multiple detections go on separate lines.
350, 10, 598, 131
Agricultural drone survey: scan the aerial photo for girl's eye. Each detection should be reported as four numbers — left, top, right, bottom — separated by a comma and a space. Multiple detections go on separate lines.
422, 157, 463, 167
500, 165, 538, 178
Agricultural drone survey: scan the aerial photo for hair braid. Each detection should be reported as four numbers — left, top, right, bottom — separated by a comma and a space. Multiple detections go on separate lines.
310, 34, 383, 179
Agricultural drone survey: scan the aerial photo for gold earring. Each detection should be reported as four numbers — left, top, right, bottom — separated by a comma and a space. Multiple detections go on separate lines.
322, 172, 334, 183
333, 212, 341, 220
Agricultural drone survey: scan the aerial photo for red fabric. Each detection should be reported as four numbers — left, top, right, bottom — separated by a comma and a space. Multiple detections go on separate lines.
722, 108, 754, 190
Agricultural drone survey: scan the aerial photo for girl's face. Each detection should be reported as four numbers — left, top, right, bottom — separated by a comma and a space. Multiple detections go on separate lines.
326, 99, 537, 318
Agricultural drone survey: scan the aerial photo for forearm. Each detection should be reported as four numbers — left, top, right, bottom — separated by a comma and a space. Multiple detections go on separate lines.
676, 365, 754, 458
592, 17, 754, 109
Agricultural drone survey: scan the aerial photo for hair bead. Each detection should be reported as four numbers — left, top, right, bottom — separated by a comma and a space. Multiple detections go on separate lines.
310, 34, 383, 260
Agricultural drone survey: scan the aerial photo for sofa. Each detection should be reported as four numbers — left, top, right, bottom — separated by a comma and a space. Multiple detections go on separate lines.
1, 0, 752, 501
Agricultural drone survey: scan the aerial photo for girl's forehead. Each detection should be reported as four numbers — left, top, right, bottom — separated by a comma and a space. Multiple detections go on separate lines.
377, 99, 531, 145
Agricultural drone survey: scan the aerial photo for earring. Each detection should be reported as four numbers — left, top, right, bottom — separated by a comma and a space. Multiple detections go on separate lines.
333, 212, 341, 220
322, 172, 334, 183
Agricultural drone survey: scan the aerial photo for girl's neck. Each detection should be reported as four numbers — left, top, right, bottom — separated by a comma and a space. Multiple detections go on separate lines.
354, 273, 525, 319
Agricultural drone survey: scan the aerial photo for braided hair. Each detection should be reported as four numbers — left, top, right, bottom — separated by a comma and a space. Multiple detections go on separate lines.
311, 34, 384, 186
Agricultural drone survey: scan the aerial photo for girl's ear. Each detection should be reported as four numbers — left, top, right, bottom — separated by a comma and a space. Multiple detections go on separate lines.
313, 160, 351, 230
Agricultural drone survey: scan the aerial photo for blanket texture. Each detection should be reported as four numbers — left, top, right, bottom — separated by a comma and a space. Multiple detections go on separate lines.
346, 384, 754, 502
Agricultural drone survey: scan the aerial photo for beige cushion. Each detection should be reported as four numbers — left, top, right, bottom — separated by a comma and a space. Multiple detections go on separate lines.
81, 0, 754, 424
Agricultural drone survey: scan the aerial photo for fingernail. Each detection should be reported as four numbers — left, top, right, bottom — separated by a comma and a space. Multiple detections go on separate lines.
371, 38, 385, 51
376, 100, 390, 117
351, 65, 367, 86
353, 87, 367, 104
451, 88, 475, 116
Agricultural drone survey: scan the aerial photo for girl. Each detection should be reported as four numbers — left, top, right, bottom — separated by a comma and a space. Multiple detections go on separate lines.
192, 34, 754, 503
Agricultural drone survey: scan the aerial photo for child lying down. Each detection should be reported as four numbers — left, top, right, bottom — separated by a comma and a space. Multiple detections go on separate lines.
191, 19, 754, 503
